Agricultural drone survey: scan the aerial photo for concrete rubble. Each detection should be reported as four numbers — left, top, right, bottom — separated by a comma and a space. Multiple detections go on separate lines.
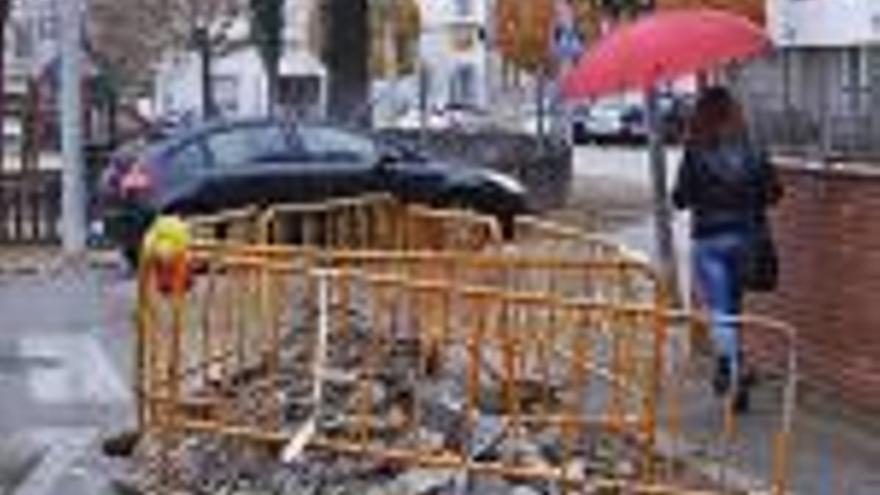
118, 280, 721, 494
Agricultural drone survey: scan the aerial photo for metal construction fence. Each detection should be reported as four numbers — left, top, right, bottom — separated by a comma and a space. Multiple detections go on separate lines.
185, 194, 633, 261
0, 170, 62, 245
186, 194, 501, 252
131, 229, 797, 494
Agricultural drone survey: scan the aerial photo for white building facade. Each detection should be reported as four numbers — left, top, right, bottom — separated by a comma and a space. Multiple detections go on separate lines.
768, 0, 880, 48
739, 0, 880, 153
154, 0, 327, 121
3, 0, 64, 151
417, 0, 492, 109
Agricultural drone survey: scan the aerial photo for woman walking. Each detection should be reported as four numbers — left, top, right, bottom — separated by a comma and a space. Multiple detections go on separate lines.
672, 86, 782, 412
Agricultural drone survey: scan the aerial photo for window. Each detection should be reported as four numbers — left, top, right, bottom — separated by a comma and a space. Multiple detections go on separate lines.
449, 64, 476, 105
212, 75, 240, 116
279, 75, 322, 118
297, 127, 377, 162
205, 125, 292, 168
840, 47, 868, 113
13, 22, 33, 60
37, 13, 58, 42
454, 0, 472, 17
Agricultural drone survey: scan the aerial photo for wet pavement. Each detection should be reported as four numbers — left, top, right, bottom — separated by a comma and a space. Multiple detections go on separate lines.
0, 264, 135, 495
0, 145, 878, 494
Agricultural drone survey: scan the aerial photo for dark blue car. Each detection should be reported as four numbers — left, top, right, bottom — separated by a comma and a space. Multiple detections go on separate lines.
98, 118, 529, 266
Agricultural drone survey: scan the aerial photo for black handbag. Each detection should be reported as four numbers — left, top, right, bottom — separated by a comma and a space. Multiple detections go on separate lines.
740, 219, 779, 292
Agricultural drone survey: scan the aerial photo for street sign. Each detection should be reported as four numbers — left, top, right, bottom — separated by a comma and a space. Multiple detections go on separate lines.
552, 0, 583, 62
553, 23, 583, 62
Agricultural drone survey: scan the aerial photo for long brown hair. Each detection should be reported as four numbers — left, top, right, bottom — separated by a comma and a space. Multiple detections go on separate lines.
685, 86, 747, 148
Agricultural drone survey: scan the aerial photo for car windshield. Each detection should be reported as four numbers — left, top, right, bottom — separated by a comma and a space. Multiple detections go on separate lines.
205, 123, 293, 168
297, 126, 378, 162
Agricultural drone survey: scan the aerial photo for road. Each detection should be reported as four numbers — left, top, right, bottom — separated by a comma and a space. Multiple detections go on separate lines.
556, 144, 692, 297
0, 266, 135, 495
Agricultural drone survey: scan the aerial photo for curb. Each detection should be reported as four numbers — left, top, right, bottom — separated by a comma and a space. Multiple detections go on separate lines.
0, 250, 121, 277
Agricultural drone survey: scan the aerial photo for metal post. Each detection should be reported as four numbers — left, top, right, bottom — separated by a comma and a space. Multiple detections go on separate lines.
819, 51, 831, 160
418, 62, 429, 148
868, 47, 880, 156
60, 0, 86, 252
646, 87, 681, 306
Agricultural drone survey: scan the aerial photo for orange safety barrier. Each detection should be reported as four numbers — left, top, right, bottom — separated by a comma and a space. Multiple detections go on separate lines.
186, 195, 640, 260
187, 206, 265, 244
130, 240, 796, 494
129, 196, 797, 494
187, 194, 505, 252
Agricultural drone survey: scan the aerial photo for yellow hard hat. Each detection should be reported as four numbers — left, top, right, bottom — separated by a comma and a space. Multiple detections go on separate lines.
143, 215, 191, 262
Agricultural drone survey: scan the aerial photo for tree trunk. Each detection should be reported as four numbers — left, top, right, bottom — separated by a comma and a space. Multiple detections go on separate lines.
266, 69, 278, 116
197, 29, 216, 119
323, 0, 370, 124
108, 92, 118, 147
383, 21, 397, 81
251, 0, 285, 117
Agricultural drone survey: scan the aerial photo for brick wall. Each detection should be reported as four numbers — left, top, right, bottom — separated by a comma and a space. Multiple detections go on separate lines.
748, 162, 880, 411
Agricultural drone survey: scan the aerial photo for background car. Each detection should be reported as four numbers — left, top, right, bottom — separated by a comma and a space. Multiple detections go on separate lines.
570, 91, 692, 145
384, 103, 500, 133
99, 118, 529, 266
571, 98, 644, 144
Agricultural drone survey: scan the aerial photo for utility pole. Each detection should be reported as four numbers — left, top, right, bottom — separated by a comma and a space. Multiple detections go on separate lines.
60, 0, 87, 252
641, 0, 682, 305
646, 86, 681, 305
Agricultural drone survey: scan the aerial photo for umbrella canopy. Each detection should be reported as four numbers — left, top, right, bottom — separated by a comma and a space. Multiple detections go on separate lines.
562, 9, 770, 99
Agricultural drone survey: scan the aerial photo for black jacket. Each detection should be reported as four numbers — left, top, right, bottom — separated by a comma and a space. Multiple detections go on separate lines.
673, 139, 782, 238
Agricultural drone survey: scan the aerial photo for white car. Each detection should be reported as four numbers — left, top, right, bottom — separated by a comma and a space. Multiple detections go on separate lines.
386, 108, 449, 130
572, 99, 646, 144
383, 104, 499, 133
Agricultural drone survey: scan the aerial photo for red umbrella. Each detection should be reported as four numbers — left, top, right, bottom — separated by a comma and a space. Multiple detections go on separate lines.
562, 9, 770, 99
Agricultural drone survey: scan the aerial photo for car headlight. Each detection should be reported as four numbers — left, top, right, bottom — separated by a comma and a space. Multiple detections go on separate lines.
483, 171, 526, 196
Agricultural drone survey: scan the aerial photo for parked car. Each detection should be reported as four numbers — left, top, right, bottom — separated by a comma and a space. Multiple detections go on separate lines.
98, 118, 530, 266
570, 91, 692, 145
571, 98, 645, 144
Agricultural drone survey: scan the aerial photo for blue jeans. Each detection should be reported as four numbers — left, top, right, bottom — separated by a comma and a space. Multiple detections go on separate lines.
693, 230, 748, 373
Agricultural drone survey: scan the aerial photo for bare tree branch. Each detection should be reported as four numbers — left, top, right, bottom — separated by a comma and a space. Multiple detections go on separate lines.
89, 0, 246, 93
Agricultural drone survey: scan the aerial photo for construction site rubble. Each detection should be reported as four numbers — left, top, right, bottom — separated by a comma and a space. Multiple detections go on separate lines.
119, 197, 797, 495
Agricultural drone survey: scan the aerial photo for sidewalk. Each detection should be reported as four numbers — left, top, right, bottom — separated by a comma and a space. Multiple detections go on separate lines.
0, 263, 135, 494
568, 145, 880, 495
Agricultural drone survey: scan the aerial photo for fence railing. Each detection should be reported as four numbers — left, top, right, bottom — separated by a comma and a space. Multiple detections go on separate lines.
0, 170, 61, 245
131, 235, 795, 495
746, 88, 880, 161
186, 194, 633, 261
